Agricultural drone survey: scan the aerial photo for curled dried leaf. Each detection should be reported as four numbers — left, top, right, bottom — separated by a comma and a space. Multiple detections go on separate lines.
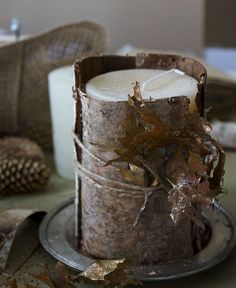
106, 82, 225, 224
32, 262, 77, 288
80, 259, 126, 281
79, 259, 141, 287
4, 279, 18, 288
0, 232, 6, 249
32, 273, 55, 288
128, 81, 144, 106
120, 167, 145, 187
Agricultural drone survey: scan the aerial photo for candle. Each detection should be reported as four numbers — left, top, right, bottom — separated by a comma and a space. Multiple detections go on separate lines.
48, 66, 74, 179
86, 68, 199, 112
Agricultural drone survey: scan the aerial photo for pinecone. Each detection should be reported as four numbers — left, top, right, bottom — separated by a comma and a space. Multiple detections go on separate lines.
0, 137, 44, 161
0, 137, 50, 195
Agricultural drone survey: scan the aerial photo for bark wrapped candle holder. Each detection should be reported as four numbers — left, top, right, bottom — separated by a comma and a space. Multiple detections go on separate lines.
73, 54, 207, 264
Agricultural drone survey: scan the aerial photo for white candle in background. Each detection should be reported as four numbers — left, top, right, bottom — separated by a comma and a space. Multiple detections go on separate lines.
48, 66, 74, 179
86, 69, 198, 112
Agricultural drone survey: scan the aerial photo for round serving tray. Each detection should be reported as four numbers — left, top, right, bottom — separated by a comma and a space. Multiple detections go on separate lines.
39, 198, 236, 282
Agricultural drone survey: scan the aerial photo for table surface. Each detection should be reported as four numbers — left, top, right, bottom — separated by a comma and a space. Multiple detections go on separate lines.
0, 152, 236, 287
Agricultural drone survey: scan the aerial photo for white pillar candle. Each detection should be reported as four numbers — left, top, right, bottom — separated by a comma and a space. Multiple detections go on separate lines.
86, 69, 198, 112
48, 66, 74, 179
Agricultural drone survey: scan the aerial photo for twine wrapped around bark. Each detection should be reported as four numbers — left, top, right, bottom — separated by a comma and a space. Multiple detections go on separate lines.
73, 133, 156, 193
0, 21, 107, 149
73, 132, 156, 228
73, 54, 207, 264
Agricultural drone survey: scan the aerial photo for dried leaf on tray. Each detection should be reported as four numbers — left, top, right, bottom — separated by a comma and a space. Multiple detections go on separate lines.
32, 273, 55, 288
0, 232, 6, 249
25, 284, 38, 288
106, 82, 225, 224
78, 259, 141, 287
31, 261, 139, 288
48, 262, 77, 288
3, 279, 18, 288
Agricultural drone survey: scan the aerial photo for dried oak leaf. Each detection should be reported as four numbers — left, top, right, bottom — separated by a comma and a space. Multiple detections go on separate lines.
32, 263, 77, 288
107, 82, 225, 224
32, 273, 55, 288
25, 285, 37, 288
80, 259, 125, 281
168, 180, 213, 224
166, 145, 223, 223
119, 167, 145, 187
0, 232, 6, 249
3, 279, 18, 288
128, 81, 144, 105
48, 262, 77, 288
78, 259, 141, 287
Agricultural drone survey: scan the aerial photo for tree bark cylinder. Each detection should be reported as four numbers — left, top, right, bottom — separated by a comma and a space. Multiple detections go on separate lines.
73, 54, 207, 264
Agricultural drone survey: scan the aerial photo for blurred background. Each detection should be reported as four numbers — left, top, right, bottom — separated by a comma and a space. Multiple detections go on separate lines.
0, 0, 235, 75
0, 0, 204, 53
0, 1, 232, 56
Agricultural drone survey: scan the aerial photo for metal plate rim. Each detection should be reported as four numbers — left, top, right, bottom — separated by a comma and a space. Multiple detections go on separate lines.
39, 198, 236, 282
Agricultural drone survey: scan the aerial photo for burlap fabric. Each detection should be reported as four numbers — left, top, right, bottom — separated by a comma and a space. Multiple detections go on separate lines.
0, 21, 107, 150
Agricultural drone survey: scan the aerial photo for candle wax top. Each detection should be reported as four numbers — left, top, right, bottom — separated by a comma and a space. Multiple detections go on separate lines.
86, 69, 198, 102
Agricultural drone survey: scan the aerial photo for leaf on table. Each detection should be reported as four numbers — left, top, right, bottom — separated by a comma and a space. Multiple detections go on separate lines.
32, 262, 77, 288
0, 233, 6, 249
0, 210, 44, 275
3, 279, 18, 288
104, 265, 142, 287
25, 284, 38, 288
31, 261, 140, 288
32, 273, 55, 288
48, 262, 77, 288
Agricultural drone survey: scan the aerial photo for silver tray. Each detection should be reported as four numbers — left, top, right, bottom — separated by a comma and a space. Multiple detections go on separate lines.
39, 198, 236, 282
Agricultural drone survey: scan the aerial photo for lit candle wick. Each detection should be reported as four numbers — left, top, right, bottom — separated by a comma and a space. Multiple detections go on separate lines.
141, 68, 185, 92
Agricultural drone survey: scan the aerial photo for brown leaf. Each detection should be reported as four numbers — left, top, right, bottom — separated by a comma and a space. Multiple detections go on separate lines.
32, 263, 77, 288
32, 273, 55, 288
54, 262, 70, 279
79, 259, 141, 287
209, 138, 225, 189
80, 259, 126, 281
188, 152, 208, 177
0, 232, 6, 249
4, 279, 18, 288
106, 82, 225, 224
48, 262, 77, 288
128, 81, 144, 105
105, 265, 141, 287
119, 167, 145, 187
